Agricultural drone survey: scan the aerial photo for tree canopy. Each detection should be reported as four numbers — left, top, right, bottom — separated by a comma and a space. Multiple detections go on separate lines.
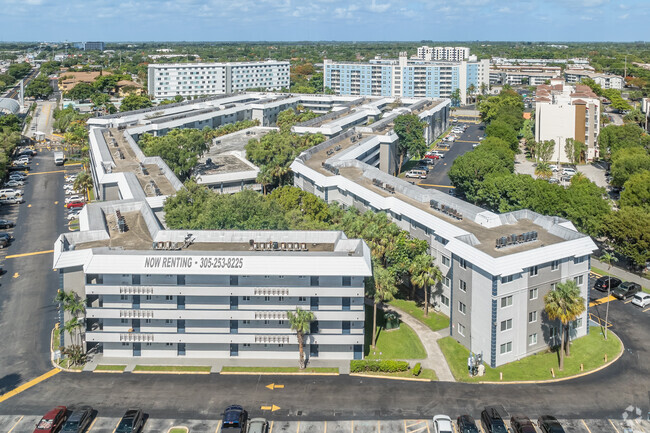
119, 94, 152, 112
139, 129, 209, 181
393, 114, 427, 173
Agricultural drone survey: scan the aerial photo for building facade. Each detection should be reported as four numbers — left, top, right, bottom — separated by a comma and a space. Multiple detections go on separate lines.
535, 79, 601, 162
489, 65, 562, 86
417, 46, 471, 62
564, 69, 624, 90
148, 61, 290, 100
323, 54, 489, 105
79, 42, 105, 51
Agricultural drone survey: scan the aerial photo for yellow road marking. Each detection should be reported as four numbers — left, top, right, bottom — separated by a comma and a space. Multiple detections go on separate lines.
325, 421, 328, 433
111, 418, 120, 433
581, 420, 593, 433
260, 404, 281, 411
590, 271, 602, 278
589, 295, 616, 307
403, 419, 407, 433
6, 249, 54, 259
409, 426, 427, 433
454, 140, 479, 143
608, 419, 620, 433
426, 421, 431, 433
0, 368, 60, 403
86, 417, 99, 432
407, 421, 423, 428
643, 307, 650, 312
266, 383, 285, 390
417, 183, 456, 188
377, 420, 379, 433
215, 420, 222, 433
12, 272, 19, 278
27, 170, 67, 176
297, 421, 301, 433
7, 415, 24, 433
624, 299, 633, 304
452, 422, 459, 433
27, 204, 31, 207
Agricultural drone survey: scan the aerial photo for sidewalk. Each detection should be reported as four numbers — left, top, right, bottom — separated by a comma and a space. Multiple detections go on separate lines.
592, 258, 650, 290
372, 301, 455, 382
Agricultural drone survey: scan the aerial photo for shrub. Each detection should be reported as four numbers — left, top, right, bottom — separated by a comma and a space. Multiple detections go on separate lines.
412, 362, 422, 376
350, 360, 409, 373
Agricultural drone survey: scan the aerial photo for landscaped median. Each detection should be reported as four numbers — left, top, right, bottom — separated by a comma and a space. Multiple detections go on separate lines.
438, 326, 623, 383
132, 365, 211, 374
220, 366, 338, 375
94, 364, 126, 373
349, 360, 438, 381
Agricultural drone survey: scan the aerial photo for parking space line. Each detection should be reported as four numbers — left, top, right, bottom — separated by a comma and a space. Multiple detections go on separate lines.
5, 249, 54, 259
409, 426, 427, 433
406, 421, 422, 428
643, 307, 650, 312
7, 415, 24, 433
0, 368, 60, 403
608, 419, 620, 433
215, 420, 222, 433
111, 419, 120, 433
297, 421, 301, 433
377, 420, 379, 433
325, 421, 327, 433
27, 170, 67, 175
624, 299, 633, 304
426, 421, 430, 433
581, 420, 593, 433
417, 183, 455, 188
86, 417, 99, 432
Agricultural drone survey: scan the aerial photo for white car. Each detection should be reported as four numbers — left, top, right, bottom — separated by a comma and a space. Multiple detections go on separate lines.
431, 151, 444, 158
65, 195, 83, 204
433, 415, 453, 433
478, 136, 485, 141
631, 293, 650, 308
562, 168, 577, 176
67, 211, 81, 221
549, 165, 559, 172
4, 180, 24, 187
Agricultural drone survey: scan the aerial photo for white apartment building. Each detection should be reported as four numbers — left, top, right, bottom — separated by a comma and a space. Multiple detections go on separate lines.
417, 46, 470, 62
535, 79, 601, 162
489, 65, 562, 86
148, 61, 290, 100
564, 69, 624, 90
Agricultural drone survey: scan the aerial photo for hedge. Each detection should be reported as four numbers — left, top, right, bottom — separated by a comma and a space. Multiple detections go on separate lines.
350, 360, 410, 373
412, 362, 422, 376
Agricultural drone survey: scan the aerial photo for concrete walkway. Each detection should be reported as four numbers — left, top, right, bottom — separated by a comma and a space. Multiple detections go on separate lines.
372, 301, 456, 382
592, 258, 650, 290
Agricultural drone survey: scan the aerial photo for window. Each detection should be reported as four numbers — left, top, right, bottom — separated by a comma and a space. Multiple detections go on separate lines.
459, 258, 467, 269
298, 296, 307, 302
501, 275, 514, 284
459, 279, 467, 292
573, 318, 583, 329
264, 296, 271, 302
145, 319, 151, 324
342, 276, 351, 286
122, 342, 130, 346
264, 320, 270, 325
500, 319, 512, 331
165, 319, 173, 324
120, 318, 129, 324
550, 327, 559, 338
278, 296, 285, 301
529, 310, 537, 323
242, 320, 250, 325
165, 342, 173, 346
529, 288, 538, 300
242, 296, 250, 301
574, 255, 586, 264
165, 295, 173, 301
551, 260, 560, 271
500, 295, 513, 308
278, 320, 285, 325
550, 282, 558, 291
442, 255, 450, 267
120, 295, 129, 301
243, 343, 250, 347
230, 275, 239, 286
574, 275, 584, 286
145, 295, 152, 301
529, 266, 538, 277
528, 333, 538, 346
458, 301, 467, 315
458, 323, 465, 336
500, 341, 512, 354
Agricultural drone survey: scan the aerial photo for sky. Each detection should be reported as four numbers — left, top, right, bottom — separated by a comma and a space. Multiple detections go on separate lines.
0, 0, 648, 42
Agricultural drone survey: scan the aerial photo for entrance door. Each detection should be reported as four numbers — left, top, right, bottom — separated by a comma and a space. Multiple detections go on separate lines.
133, 343, 141, 357
310, 297, 319, 311
353, 344, 363, 360
342, 321, 350, 334
132, 319, 140, 333
342, 297, 351, 311
230, 296, 238, 310
230, 320, 238, 334
132, 295, 140, 309
310, 344, 319, 358
177, 343, 186, 356
177, 296, 185, 310
177, 320, 185, 334
230, 343, 238, 357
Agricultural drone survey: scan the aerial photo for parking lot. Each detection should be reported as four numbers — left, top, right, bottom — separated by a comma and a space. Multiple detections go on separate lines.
2, 414, 648, 433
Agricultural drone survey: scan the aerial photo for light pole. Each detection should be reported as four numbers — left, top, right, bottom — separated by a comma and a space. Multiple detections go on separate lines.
602, 252, 617, 340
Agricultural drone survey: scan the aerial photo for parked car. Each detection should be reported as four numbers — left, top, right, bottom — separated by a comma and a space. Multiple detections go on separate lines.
34, 406, 67, 433
0, 233, 13, 242
65, 195, 83, 204
548, 178, 559, 184
480, 407, 508, 433
538, 416, 566, 433
0, 236, 10, 249
562, 168, 577, 176
594, 276, 622, 292
0, 196, 24, 204
115, 409, 144, 433
431, 151, 445, 158
457, 415, 479, 433
66, 201, 85, 209
433, 415, 453, 433
612, 281, 641, 299
222, 405, 248, 433
4, 179, 24, 187
425, 154, 440, 160
60, 406, 93, 433
510, 416, 536, 433
0, 188, 23, 197
405, 170, 427, 179
18, 149, 37, 157
631, 292, 650, 308
247, 418, 269, 433
0, 219, 15, 229
9, 172, 26, 180
478, 136, 485, 141
549, 165, 559, 172
67, 211, 81, 221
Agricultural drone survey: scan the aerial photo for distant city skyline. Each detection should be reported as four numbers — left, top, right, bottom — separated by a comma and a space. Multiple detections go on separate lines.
0, 0, 647, 42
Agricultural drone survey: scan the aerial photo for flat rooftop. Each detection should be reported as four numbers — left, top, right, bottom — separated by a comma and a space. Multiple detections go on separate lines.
306, 134, 368, 175
194, 154, 253, 176
103, 129, 176, 197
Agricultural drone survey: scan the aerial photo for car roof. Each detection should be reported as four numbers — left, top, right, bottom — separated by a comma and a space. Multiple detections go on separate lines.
123, 409, 141, 418
43, 406, 66, 418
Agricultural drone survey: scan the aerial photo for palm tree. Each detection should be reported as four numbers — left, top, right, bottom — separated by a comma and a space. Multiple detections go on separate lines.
544, 280, 586, 370
287, 308, 315, 369
409, 254, 442, 316
467, 84, 476, 104
65, 296, 86, 317
535, 162, 553, 180
73, 172, 93, 202
54, 289, 74, 306
368, 262, 397, 349
64, 317, 83, 347
256, 168, 273, 195
600, 252, 618, 340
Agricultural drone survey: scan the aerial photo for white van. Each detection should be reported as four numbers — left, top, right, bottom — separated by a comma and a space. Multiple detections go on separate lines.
0, 188, 23, 198
54, 152, 65, 166
405, 169, 427, 179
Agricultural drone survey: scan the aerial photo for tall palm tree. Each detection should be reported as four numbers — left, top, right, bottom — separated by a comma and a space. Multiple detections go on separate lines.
535, 162, 553, 180
544, 280, 586, 370
73, 172, 93, 202
409, 254, 442, 316
64, 317, 83, 347
65, 296, 86, 317
368, 262, 397, 349
600, 252, 618, 340
54, 289, 74, 306
467, 84, 476, 104
287, 308, 315, 369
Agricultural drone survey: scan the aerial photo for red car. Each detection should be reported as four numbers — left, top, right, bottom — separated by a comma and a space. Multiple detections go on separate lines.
34, 406, 67, 433
66, 201, 85, 209
425, 154, 440, 160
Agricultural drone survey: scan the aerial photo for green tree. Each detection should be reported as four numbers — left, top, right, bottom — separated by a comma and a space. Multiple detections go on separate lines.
623, 109, 645, 126
367, 262, 397, 349
544, 280, 586, 370
120, 94, 152, 112
564, 138, 587, 164
286, 307, 315, 369
65, 82, 97, 101
73, 172, 94, 202
600, 252, 618, 341
25, 75, 53, 99
598, 124, 650, 159
610, 147, 650, 187
485, 120, 519, 152
620, 170, 650, 210
602, 207, 650, 267
536, 139, 555, 163
393, 114, 427, 173
535, 162, 553, 180
450, 88, 461, 107
563, 176, 610, 236
409, 254, 442, 317
139, 129, 210, 181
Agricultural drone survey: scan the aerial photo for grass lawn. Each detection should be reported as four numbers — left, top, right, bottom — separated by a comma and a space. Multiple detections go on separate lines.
56, 359, 83, 371
357, 368, 438, 381
592, 266, 649, 293
168, 428, 188, 433
133, 365, 211, 372
221, 366, 338, 373
438, 326, 622, 383
95, 364, 126, 372
389, 299, 449, 331
364, 305, 427, 360
52, 328, 60, 351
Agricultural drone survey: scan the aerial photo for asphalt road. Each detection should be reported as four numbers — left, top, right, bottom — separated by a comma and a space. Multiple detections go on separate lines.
419, 123, 484, 191
0, 151, 648, 423
2, 68, 38, 100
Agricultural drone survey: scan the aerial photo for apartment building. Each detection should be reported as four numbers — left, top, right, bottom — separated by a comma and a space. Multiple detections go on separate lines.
148, 61, 290, 99
323, 54, 489, 105
75, 41, 105, 51
535, 79, 601, 162
417, 46, 471, 62
564, 69, 624, 90
489, 65, 562, 86
290, 118, 596, 367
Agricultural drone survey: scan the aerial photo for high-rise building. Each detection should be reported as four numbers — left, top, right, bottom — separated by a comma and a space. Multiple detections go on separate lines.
147, 61, 290, 99
82, 42, 105, 51
417, 46, 470, 61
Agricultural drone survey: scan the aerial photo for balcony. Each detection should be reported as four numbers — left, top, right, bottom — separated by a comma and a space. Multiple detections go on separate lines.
86, 308, 364, 321
86, 332, 364, 345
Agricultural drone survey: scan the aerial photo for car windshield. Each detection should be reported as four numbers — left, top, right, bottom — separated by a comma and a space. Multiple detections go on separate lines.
37, 419, 54, 429
493, 424, 508, 433
116, 419, 133, 432
63, 419, 79, 428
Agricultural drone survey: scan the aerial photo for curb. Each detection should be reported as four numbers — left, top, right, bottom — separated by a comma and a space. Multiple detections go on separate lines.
50, 327, 82, 373
132, 370, 211, 375
350, 373, 431, 382
475, 329, 625, 385
220, 371, 339, 376
167, 427, 189, 433
93, 369, 125, 374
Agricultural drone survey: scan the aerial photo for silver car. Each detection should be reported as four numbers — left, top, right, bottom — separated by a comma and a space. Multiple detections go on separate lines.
248, 418, 269, 433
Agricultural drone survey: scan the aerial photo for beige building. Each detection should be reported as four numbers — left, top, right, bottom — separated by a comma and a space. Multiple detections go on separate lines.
534, 79, 601, 163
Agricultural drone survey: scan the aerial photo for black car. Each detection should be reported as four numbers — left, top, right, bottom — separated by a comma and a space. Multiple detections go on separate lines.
457, 415, 479, 433
480, 407, 508, 433
594, 276, 622, 292
538, 416, 566, 433
612, 281, 641, 299
0, 219, 15, 229
222, 405, 248, 433
115, 409, 144, 433
510, 416, 536, 433
60, 406, 93, 433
